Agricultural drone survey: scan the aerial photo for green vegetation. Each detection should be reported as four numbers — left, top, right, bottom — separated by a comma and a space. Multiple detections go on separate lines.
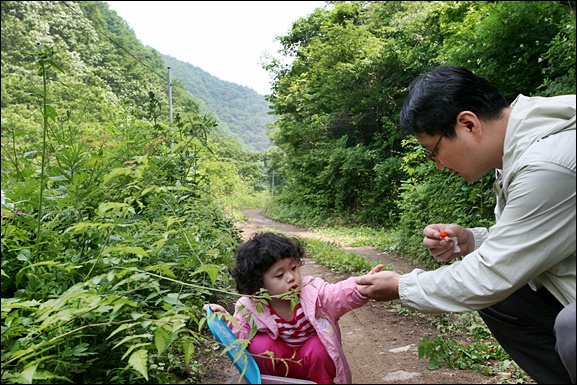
417, 312, 531, 382
264, 0, 575, 269
161, 54, 274, 153
1, 1, 255, 382
2, 1, 574, 383
302, 237, 392, 274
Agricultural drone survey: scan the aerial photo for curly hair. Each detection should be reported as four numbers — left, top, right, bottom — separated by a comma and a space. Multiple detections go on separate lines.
230, 232, 306, 295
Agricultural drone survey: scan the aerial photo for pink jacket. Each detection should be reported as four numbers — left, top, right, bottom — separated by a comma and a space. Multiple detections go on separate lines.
229, 275, 370, 384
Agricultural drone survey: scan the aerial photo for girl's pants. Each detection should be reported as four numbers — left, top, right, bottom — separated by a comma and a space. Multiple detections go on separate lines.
479, 284, 575, 384
248, 333, 336, 384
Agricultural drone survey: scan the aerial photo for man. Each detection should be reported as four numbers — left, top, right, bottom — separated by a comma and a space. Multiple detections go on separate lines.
356, 66, 575, 383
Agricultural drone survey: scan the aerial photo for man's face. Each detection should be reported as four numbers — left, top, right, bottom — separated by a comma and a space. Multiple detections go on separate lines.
415, 130, 485, 183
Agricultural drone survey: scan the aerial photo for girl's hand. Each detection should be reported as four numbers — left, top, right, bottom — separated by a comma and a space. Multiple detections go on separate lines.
368, 264, 385, 275
203, 304, 227, 314
354, 264, 387, 296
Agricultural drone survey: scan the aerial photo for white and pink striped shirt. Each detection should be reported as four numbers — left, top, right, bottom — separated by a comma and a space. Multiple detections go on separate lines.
269, 302, 316, 349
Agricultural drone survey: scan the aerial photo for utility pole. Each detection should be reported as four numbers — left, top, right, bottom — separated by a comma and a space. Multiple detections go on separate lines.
168, 67, 173, 148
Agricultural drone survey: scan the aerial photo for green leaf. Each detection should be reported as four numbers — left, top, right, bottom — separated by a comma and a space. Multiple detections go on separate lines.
112, 333, 152, 350
1, 298, 41, 310
427, 357, 440, 370
128, 349, 149, 381
106, 323, 133, 340
144, 263, 177, 279
20, 363, 38, 383
122, 342, 150, 360
154, 327, 171, 356
101, 246, 149, 257
183, 339, 195, 365
102, 168, 132, 184
45, 105, 56, 121
192, 264, 219, 285
141, 186, 156, 196
63, 221, 101, 233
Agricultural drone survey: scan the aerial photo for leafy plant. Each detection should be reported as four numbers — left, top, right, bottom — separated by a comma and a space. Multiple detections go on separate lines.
417, 312, 532, 383
300, 237, 392, 274
1, 35, 244, 383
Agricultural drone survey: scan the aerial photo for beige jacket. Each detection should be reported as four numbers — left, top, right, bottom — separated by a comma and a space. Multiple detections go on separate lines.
399, 94, 576, 312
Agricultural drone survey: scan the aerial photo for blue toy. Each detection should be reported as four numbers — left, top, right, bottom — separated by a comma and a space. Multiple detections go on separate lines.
205, 306, 316, 384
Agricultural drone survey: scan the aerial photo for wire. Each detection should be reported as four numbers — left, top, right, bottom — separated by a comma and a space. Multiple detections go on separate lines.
59, 1, 168, 83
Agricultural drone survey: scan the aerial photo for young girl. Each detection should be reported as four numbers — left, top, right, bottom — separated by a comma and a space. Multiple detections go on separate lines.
205, 231, 384, 384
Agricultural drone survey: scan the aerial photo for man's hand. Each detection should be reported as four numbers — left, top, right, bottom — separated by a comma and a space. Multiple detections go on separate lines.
423, 224, 471, 262
355, 270, 401, 301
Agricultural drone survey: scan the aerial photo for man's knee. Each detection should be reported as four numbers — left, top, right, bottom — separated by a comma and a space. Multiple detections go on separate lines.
555, 302, 576, 383
555, 302, 576, 335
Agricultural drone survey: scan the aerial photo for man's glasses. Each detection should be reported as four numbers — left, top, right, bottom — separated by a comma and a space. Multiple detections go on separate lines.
421, 129, 447, 161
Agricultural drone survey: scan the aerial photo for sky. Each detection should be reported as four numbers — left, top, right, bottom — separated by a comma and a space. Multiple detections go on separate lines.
106, 1, 327, 95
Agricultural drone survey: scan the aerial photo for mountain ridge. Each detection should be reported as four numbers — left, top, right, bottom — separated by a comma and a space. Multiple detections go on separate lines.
160, 52, 274, 152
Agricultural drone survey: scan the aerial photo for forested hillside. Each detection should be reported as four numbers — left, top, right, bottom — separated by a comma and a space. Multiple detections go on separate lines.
1, 1, 268, 383
161, 53, 274, 152
263, 1, 576, 260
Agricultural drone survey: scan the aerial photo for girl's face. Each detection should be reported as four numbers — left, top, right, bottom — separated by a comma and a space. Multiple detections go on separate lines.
262, 257, 302, 300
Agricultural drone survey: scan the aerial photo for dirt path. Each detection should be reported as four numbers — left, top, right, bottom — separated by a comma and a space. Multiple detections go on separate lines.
199, 209, 506, 384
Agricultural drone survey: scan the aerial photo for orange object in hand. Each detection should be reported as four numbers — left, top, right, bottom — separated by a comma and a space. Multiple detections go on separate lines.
439, 231, 461, 253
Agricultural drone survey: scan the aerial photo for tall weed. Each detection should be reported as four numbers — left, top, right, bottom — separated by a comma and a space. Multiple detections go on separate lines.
1, 43, 242, 383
